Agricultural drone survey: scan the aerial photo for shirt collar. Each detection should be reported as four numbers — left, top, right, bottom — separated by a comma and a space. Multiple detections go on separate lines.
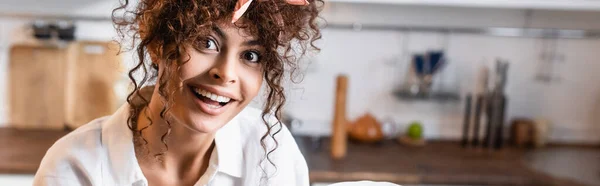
214, 113, 244, 178
101, 104, 245, 185
101, 104, 146, 185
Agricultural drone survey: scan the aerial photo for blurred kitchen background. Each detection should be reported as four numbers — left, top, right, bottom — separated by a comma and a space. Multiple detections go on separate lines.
1, 0, 600, 186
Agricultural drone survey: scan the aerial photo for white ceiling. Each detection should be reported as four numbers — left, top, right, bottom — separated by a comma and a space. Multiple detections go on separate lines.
0, 0, 139, 18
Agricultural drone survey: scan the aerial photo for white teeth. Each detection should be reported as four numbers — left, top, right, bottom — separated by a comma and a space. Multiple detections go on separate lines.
217, 95, 230, 102
206, 104, 221, 109
194, 87, 232, 103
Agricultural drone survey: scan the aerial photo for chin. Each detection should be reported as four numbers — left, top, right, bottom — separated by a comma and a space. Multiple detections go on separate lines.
182, 114, 228, 133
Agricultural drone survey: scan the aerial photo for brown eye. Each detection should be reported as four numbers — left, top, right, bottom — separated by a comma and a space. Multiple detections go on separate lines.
204, 38, 218, 50
243, 51, 260, 63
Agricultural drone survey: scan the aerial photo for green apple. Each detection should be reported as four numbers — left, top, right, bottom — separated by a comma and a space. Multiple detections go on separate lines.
407, 122, 423, 139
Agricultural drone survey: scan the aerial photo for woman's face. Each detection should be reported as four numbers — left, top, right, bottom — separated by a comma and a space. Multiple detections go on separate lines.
160, 22, 264, 133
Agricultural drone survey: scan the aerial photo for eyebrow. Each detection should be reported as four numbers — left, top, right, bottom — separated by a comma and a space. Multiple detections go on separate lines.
212, 26, 227, 41
243, 40, 261, 47
212, 25, 262, 47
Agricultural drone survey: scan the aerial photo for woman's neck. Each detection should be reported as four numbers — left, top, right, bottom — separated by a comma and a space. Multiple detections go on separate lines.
135, 89, 215, 177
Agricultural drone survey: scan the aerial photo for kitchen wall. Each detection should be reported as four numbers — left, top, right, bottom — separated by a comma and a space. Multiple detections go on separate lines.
1, 1, 600, 143
286, 3, 600, 144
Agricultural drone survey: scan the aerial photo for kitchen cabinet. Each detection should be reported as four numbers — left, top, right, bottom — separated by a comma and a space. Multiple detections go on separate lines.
328, 0, 600, 11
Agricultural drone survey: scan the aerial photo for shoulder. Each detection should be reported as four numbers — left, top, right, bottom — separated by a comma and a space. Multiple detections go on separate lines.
39, 116, 108, 169
235, 106, 292, 141
235, 106, 309, 185
236, 106, 299, 154
33, 117, 109, 184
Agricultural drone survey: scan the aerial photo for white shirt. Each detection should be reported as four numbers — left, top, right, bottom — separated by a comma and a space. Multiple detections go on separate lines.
33, 104, 309, 186
329, 181, 400, 186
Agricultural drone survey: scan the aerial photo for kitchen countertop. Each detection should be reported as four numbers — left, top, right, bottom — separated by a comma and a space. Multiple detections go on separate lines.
0, 128, 597, 186
297, 137, 597, 186
0, 128, 69, 174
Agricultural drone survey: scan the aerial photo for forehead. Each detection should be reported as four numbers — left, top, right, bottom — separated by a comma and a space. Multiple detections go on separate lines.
212, 19, 258, 41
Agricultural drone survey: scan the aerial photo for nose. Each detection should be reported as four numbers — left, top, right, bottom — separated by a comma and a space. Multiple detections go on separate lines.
208, 55, 238, 85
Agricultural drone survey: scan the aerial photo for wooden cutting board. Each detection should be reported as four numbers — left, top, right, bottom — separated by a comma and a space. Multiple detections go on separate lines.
8, 44, 70, 129
8, 41, 122, 129
64, 41, 122, 129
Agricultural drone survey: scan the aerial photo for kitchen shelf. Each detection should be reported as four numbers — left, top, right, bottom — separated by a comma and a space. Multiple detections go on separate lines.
327, 0, 600, 11
326, 23, 600, 39
393, 90, 460, 102
0, 12, 111, 21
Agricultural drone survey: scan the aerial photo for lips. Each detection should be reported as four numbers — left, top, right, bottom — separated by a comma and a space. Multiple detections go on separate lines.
193, 87, 232, 105
188, 85, 236, 115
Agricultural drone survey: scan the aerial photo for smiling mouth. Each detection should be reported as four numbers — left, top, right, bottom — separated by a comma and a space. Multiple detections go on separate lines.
189, 86, 233, 109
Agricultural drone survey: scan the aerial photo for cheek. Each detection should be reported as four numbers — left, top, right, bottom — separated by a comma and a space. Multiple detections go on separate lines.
179, 54, 212, 81
241, 68, 263, 98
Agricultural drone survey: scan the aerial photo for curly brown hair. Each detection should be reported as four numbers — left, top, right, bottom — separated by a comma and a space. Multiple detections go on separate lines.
111, 0, 322, 178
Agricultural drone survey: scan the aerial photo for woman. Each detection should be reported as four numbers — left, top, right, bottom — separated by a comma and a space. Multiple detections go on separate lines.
33, 0, 322, 185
